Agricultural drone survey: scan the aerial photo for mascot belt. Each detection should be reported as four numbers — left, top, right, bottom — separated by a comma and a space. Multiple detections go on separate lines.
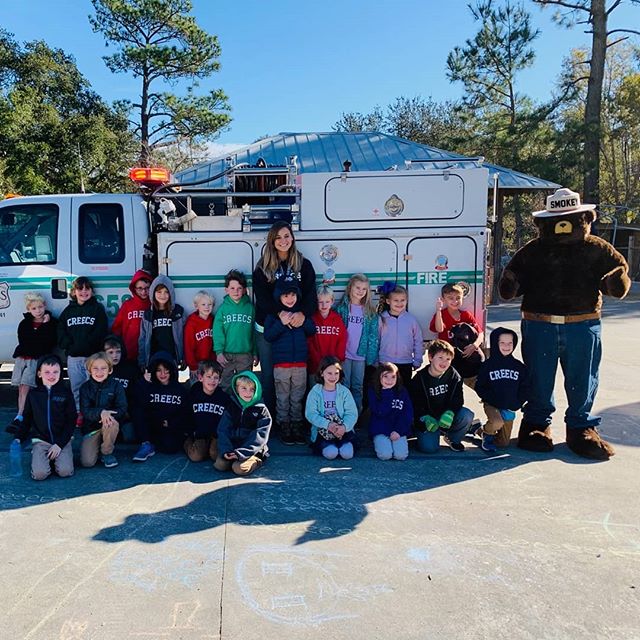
522, 311, 601, 324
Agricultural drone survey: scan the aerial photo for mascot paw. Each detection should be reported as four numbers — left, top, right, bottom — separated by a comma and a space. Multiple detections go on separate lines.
517, 419, 554, 452
565, 427, 615, 460
498, 268, 519, 301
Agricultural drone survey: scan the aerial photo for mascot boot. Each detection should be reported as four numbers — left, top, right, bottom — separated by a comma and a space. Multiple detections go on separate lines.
517, 419, 554, 452
565, 426, 615, 460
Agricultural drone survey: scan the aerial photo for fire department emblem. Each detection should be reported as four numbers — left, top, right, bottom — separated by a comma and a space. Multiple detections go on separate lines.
384, 194, 404, 217
435, 255, 448, 271
0, 282, 10, 309
319, 244, 339, 283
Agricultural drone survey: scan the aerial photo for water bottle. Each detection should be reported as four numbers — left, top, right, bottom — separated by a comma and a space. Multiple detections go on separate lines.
9, 438, 22, 477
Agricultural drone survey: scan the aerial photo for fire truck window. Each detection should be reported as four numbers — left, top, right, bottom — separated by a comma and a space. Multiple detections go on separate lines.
0, 204, 58, 266
79, 203, 125, 264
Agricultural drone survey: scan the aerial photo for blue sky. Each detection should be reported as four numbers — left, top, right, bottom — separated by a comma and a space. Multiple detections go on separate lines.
4, 0, 639, 153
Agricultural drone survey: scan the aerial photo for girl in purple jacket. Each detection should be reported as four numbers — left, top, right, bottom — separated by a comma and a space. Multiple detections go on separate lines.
367, 362, 414, 461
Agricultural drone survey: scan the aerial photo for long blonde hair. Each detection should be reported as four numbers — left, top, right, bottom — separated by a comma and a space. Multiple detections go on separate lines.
258, 221, 303, 282
344, 273, 377, 318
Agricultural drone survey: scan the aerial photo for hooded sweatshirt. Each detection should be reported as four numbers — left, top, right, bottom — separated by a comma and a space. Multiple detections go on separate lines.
104, 334, 141, 408
216, 371, 271, 460
378, 310, 425, 368
409, 364, 464, 423
57, 296, 108, 357
111, 269, 152, 362
138, 275, 185, 369
15, 355, 76, 448
474, 327, 528, 410
13, 311, 58, 359
132, 351, 188, 452
213, 293, 255, 355
263, 280, 315, 366
184, 311, 215, 371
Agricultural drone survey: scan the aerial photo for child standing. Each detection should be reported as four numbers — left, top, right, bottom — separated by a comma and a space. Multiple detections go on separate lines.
368, 362, 414, 461
138, 275, 185, 373
264, 280, 315, 445
185, 360, 229, 462
57, 277, 108, 409
214, 371, 272, 476
307, 285, 347, 389
79, 352, 127, 468
409, 339, 474, 453
305, 356, 358, 460
335, 274, 379, 413
474, 327, 528, 452
111, 269, 152, 364
132, 351, 188, 461
377, 282, 424, 385
7, 292, 58, 434
14, 355, 76, 481
429, 283, 484, 384
213, 270, 256, 393
184, 290, 216, 382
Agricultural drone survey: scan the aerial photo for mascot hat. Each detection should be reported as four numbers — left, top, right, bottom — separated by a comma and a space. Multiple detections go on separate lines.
533, 187, 596, 218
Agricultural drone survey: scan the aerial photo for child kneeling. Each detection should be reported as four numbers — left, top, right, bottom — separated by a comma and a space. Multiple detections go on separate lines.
214, 372, 271, 476
305, 356, 358, 460
368, 362, 414, 461
409, 340, 474, 453
14, 355, 76, 481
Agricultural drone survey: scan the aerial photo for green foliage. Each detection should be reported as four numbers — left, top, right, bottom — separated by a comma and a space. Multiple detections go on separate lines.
0, 31, 135, 195
90, 0, 231, 166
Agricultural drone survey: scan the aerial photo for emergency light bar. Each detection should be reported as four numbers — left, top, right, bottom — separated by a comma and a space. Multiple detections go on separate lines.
129, 167, 172, 186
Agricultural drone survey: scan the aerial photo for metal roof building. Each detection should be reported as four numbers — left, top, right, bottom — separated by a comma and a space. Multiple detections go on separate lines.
175, 131, 560, 192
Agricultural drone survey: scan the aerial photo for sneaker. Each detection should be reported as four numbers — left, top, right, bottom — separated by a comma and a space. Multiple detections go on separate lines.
133, 442, 156, 462
102, 453, 119, 468
444, 436, 465, 452
279, 423, 296, 446
5, 417, 22, 435
481, 432, 497, 453
292, 422, 307, 445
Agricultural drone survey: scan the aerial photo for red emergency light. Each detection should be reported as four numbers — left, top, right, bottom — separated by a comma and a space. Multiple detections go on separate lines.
128, 167, 172, 186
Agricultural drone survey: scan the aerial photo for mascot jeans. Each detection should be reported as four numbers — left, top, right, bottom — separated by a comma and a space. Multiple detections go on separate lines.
521, 319, 601, 429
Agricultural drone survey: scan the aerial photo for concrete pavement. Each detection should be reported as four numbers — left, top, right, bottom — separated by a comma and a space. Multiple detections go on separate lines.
1, 300, 639, 639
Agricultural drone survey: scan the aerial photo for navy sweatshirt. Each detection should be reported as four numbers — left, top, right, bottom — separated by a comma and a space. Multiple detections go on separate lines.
13, 312, 58, 359
188, 382, 229, 439
409, 365, 464, 423
474, 327, 528, 411
57, 297, 108, 357
367, 386, 414, 438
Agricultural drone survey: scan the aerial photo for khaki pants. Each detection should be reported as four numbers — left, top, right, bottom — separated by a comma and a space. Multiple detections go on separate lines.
483, 403, 514, 447
80, 423, 119, 467
31, 441, 74, 481
273, 365, 306, 424
184, 436, 218, 462
220, 353, 254, 393
214, 454, 263, 476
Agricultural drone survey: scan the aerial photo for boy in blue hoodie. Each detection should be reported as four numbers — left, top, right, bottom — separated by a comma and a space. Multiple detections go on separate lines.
214, 371, 272, 476
132, 351, 188, 461
474, 327, 529, 452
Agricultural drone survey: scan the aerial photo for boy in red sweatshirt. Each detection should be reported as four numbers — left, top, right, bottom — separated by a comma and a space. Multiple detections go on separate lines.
184, 290, 216, 382
111, 269, 152, 364
307, 285, 347, 386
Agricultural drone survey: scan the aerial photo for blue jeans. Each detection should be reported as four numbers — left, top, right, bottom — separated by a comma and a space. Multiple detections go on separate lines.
342, 358, 366, 413
521, 319, 601, 429
416, 407, 474, 453
255, 329, 275, 414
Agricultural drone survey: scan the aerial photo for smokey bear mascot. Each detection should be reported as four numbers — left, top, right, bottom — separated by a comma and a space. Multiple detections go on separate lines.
499, 188, 630, 460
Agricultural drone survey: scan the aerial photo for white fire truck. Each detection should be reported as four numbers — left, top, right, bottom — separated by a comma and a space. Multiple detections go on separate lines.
0, 160, 489, 361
